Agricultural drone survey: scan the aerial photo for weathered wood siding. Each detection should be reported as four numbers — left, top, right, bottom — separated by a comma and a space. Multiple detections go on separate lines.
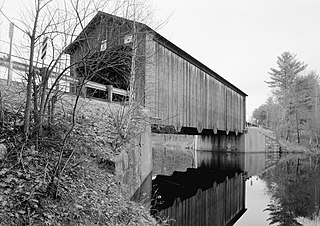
145, 38, 246, 133
157, 173, 246, 226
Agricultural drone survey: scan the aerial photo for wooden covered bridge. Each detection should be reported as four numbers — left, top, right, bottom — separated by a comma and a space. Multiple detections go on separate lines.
65, 11, 247, 135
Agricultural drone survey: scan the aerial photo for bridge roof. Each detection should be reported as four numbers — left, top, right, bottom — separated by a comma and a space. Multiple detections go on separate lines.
65, 11, 247, 97
152, 33, 247, 97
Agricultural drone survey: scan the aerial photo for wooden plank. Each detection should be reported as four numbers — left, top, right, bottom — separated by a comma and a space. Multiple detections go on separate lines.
158, 45, 165, 124
186, 62, 190, 128
166, 48, 171, 126
212, 80, 216, 131
169, 52, 174, 127
239, 94, 242, 131
218, 83, 222, 131
207, 77, 212, 130
176, 57, 182, 131
196, 69, 200, 132
207, 76, 211, 131
189, 64, 192, 129
227, 88, 232, 133
200, 71, 205, 132
241, 96, 244, 131
194, 66, 199, 130
162, 46, 168, 125
173, 53, 177, 128
191, 66, 195, 129
230, 91, 234, 132
221, 84, 226, 131
232, 91, 235, 132
203, 74, 207, 130
239, 94, 242, 132
196, 68, 201, 132
240, 96, 243, 132
211, 76, 215, 131
155, 43, 159, 119
226, 88, 230, 133
190, 64, 194, 128
237, 95, 240, 132
185, 59, 189, 129
174, 55, 179, 131
222, 83, 226, 131
213, 80, 218, 131
235, 93, 239, 132
182, 59, 186, 129
234, 92, 237, 132
200, 70, 204, 132
234, 91, 237, 132
205, 75, 209, 130
168, 50, 173, 126
217, 82, 221, 132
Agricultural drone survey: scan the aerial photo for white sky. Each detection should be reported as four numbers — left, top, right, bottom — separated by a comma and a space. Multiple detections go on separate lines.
1, 0, 320, 120
151, 0, 320, 120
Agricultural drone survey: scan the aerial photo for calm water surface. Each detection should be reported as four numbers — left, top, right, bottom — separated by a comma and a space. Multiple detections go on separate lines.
152, 150, 320, 225
236, 153, 320, 226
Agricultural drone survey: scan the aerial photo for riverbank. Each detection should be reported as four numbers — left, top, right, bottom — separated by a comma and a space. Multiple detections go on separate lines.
0, 93, 157, 225
254, 127, 320, 154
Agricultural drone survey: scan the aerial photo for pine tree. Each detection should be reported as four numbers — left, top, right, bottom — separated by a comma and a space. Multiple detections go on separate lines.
266, 52, 307, 103
266, 52, 307, 141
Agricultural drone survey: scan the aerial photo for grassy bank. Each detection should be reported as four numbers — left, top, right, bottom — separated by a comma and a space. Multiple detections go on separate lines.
0, 86, 157, 225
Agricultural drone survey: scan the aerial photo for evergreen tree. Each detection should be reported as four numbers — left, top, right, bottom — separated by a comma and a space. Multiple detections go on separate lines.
266, 52, 307, 101
266, 52, 307, 141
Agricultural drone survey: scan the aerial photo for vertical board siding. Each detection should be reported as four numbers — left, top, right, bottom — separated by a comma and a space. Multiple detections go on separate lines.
213, 79, 219, 131
149, 42, 246, 133
144, 34, 156, 116
158, 173, 245, 226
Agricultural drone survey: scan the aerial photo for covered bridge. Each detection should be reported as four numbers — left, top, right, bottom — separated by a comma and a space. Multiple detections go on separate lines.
65, 11, 247, 134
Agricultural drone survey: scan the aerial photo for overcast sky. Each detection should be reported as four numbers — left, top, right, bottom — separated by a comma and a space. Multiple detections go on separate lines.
1, 0, 319, 120
151, 0, 320, 119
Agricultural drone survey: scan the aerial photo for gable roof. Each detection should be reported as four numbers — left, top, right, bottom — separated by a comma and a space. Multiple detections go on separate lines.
65, 11, 247, 96
64, 11, 149, 54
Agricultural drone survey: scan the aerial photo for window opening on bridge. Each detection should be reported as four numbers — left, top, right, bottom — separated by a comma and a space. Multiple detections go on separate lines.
75, 45, 132, 101
86, 86, 107, 99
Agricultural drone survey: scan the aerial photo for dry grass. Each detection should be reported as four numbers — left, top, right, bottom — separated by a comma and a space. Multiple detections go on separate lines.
0, 80, 157, 225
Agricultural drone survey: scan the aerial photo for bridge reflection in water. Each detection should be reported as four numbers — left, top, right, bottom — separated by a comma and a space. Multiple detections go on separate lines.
151, 149, 282, 225
152, 168, 246, 226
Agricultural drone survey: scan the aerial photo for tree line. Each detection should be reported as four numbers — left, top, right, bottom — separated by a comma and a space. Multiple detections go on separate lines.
252, 52, 320, 145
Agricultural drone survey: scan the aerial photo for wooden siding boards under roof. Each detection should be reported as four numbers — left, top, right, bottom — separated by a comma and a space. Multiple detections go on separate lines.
152, 34, 247, 97
65, 11, 247, 98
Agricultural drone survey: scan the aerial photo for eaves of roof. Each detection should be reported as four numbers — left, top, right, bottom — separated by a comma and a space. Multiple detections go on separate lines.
152, 32, 248, 97
65, 11, 247, 97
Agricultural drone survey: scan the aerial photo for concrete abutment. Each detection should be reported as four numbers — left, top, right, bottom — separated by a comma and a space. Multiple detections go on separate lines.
115, 126, 273, 202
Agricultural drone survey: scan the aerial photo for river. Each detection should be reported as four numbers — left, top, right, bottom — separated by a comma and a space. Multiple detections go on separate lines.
152, 149, 320, 225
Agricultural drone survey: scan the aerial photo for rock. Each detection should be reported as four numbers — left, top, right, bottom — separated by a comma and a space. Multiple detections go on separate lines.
0, 144, 7, 160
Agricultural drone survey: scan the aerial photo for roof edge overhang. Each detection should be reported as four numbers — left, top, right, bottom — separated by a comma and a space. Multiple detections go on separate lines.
65, 11, 248, 97
152, 32, 248, 97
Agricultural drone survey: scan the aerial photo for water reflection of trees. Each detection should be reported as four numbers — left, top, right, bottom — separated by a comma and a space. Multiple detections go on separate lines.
260, 155, 320, 225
